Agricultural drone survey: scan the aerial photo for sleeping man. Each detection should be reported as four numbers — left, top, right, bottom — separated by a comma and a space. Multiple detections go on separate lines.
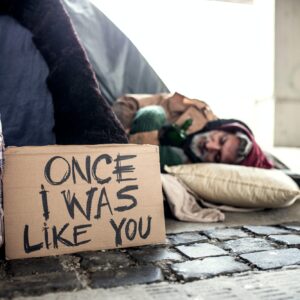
160, 118, 273, 169
113, 92, 274, 170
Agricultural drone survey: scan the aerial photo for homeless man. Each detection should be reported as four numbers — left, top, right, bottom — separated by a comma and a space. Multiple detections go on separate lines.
112, 92, 274, 170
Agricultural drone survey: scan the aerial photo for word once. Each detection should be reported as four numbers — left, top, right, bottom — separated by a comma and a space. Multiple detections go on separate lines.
44, 154, 137, 185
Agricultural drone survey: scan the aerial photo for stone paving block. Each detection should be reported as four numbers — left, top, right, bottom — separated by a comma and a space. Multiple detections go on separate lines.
59, 255, 81, 272
128, 247, 184, 263
167, 232, 208, 245
222, 237, 275, 254
281, 224, 300, 232
269, 234, 300, 246
176, 243, 227, 259
0, 247, 4, 258
240, 248, 300, 270
243, 225, 289, 235
0, 262, 6, 279
89, 265, 164, 288
0, 271, 81, 298
80, 250, 132, 272
203, 228, 248, 241
7, 257, 63, 277
171, 256, 250, 280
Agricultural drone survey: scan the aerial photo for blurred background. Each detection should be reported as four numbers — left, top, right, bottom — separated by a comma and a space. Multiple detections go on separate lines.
92, 0, 300, 171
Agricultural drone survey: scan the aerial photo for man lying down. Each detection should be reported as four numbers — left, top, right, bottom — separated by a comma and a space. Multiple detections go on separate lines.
112, 92, 278, 170
160, 118, 273, 169
113, 92, 300, 223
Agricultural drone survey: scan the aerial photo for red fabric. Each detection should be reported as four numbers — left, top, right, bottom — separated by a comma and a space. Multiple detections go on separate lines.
220, 123, 273, 169
240, 139, 273, 169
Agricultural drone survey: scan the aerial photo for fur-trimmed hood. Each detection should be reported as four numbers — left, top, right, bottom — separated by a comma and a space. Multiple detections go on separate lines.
184, 119, 273, 169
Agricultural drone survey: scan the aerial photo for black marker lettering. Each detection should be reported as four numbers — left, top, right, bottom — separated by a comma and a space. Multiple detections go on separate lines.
113, 154, 137, 183
73, 224, 92, 246
139, 216, 152, 239
115, 185, 138, 212
39, 184, 50, 221
44, 156, 70, 185
92, 154, 112, 184
24, 225, 43, 253
94, 187, 113, 219
43, 222, 51, 249
52, 223, 73, 248
62, 188, 96, 221
110, 218, 126, 247
125, 219, 137, 241
72, 156, 91, 184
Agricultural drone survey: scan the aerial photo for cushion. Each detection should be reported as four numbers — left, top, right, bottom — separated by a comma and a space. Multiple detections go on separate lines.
165, 163, 300, 209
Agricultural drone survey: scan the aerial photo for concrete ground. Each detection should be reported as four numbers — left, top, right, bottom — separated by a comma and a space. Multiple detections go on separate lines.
1, 147, 300, 300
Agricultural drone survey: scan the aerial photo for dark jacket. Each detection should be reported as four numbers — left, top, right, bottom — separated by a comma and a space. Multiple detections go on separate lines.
0, 0, 128, 145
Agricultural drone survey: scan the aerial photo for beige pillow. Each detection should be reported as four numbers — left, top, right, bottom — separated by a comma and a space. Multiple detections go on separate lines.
165, 163, 300, 209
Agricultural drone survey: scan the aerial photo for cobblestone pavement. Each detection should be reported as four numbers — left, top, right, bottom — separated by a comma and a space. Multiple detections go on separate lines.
0, 223, 300, 299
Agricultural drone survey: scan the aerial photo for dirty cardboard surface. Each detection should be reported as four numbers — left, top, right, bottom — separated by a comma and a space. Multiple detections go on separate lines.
3, 144, 165, 260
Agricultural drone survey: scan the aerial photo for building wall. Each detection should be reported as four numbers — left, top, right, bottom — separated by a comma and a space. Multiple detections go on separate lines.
274, 0, 300, 146
254, 0, 300, 148
252, 0, 275, 149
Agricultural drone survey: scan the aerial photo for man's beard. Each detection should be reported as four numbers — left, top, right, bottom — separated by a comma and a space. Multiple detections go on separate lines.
190, 132, 211, 161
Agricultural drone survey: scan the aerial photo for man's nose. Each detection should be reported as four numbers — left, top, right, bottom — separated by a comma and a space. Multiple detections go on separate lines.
206, 140, 221, 151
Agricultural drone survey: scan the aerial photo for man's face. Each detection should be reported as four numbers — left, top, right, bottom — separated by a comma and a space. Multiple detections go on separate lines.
190, 130, 241, 164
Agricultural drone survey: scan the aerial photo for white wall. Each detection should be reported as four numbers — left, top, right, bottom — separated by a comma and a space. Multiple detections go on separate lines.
93, 0, 258, 128
93, 0, 300, 148
254, 0, 300, 148
252, 0, 275, 149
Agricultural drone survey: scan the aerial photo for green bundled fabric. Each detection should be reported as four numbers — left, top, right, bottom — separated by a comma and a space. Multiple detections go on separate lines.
129, 105, 184, 169
130, 105, 166, 134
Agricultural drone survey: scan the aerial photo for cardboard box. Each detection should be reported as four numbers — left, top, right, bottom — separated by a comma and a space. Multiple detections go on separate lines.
3, 144, 165, 260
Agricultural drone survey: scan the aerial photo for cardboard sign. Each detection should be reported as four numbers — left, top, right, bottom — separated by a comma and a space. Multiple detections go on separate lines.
3, 144, 165, 260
